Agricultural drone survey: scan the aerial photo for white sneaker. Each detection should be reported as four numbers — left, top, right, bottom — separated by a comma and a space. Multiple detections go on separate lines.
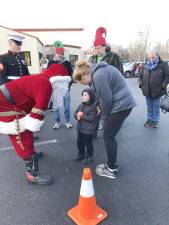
53, 122, 60, 129
97, 163, 119, 172
65, 122, 73, 128
95, 163, 117, 179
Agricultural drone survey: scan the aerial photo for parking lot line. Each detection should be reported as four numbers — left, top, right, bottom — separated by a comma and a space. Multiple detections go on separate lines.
0, 139, 57, 151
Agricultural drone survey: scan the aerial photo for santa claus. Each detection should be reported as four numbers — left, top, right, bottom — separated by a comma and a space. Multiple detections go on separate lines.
0, 64, 71, 185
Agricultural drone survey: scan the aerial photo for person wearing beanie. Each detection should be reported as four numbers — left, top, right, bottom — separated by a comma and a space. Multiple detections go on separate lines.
89, 27, 124, 74
74, 88, 100, 164
89, 27, 124, 135
0, 64, 71, 185
47, 40, 73, 129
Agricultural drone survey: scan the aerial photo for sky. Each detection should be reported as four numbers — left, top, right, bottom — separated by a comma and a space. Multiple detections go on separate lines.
0, 0, 169, 49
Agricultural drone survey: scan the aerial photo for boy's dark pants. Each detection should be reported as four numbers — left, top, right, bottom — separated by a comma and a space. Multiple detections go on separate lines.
77, 131, 94, 157
103, 109, 132, 169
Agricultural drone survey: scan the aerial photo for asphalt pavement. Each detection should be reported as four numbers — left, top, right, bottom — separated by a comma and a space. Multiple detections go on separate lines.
0, 78, 169, 225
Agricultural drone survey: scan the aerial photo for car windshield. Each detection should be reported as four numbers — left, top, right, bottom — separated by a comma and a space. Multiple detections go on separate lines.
124, 62, 133, 66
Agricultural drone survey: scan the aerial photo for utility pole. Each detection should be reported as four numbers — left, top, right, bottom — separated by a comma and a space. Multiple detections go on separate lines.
137, 30, 144, 61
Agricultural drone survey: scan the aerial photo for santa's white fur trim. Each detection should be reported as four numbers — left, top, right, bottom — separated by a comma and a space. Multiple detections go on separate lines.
0, 115, 44, 135
49, 75, 71, 85
24, 115, 44, 132
0, 117, 26, 135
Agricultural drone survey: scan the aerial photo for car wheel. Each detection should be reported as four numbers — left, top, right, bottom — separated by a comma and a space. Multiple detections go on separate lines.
124, 71, 131, 78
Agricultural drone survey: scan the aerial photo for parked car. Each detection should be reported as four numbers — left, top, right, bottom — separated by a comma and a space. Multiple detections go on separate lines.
123, 62, 144, 78
123, 62, 136, 78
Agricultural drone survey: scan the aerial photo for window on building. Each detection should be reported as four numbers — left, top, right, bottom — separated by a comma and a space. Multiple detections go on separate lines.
20, 51, 31, 66
38, 52, 43, 66
69, 55, 78, 66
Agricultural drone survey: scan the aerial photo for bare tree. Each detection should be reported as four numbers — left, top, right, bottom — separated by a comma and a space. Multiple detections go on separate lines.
128, 25, 152, 61
108, 27, 169, 63
108, 44, 130, 62
153, 40, 169, 60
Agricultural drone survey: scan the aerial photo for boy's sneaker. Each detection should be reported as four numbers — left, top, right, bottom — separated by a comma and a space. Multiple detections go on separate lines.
144, 119, 152, 127
53, 122, 60, 129
82, 156, 94, 164
74, 154, 85, 161
151, 121, 158, 128
95, 163, 117, 179
65, 122, 73, 128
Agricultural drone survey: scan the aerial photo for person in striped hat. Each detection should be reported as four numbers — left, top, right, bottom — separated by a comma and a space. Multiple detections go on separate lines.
89, 27, 124, 136
89, 27, 124, 74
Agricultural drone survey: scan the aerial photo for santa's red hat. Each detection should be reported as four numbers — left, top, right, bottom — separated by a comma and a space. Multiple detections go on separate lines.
43, 64, 71, 95
53, 40, 64, 55
93, 27, 107, 47
43, 64, 71, 108
43, 64, 68, 79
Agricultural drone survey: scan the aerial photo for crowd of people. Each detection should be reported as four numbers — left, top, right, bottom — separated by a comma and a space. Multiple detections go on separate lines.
0, 27, 168, 186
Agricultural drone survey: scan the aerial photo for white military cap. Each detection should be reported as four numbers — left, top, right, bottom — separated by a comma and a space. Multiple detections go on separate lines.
7, 34, 25, 43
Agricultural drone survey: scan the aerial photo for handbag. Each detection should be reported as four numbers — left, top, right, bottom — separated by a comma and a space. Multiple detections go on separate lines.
160, 92, 169, 113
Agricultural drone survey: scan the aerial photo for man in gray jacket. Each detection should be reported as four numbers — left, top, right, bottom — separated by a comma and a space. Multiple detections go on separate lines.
73, 60, 136, 179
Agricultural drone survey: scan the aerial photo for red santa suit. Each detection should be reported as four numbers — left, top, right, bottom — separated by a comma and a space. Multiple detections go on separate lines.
0, 64, 71, 158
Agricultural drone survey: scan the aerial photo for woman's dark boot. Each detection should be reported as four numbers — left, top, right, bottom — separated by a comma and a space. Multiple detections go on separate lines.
24, 154, 53, 186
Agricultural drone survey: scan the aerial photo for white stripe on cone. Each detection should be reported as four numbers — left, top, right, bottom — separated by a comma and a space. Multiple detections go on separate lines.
80, 179, 95, 198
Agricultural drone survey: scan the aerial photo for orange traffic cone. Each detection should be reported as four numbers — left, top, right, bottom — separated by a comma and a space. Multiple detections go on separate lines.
68, 168, 107, 225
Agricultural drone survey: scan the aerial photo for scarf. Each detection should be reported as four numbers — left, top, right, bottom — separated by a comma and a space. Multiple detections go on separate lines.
145, 55, 159, 71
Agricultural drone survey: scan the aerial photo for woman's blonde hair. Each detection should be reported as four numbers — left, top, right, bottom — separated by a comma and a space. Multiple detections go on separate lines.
73, 60, 90, 82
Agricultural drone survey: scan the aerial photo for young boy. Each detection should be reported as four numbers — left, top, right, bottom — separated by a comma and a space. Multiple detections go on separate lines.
74, 88, 99, 164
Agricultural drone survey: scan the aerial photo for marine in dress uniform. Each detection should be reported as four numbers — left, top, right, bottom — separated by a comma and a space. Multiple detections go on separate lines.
0, 34, 30, 84
0, 64, 71, 185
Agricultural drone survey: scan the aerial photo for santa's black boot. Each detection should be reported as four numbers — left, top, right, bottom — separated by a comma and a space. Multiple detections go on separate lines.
36, 151, 44, 159
24, 154, 53, 186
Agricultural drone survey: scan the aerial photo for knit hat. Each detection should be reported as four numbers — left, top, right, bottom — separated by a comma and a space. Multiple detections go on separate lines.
93, 27, 107, 47
53, 40, 64, 55
43, 64, 68, 79
43, 64, 71, 107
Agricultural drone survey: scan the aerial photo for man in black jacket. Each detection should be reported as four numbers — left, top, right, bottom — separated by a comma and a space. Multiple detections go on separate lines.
0, 34, 29, 84
138, 52, 169, 128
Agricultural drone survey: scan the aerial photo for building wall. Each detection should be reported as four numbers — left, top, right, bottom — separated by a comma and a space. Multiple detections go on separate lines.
0, 26, 44, 73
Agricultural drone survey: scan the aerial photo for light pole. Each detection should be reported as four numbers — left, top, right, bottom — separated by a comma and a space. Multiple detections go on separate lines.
137, 31, 144, 61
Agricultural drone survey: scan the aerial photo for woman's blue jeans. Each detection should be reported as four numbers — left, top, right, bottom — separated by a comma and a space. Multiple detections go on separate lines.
145, 96, 160, 123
